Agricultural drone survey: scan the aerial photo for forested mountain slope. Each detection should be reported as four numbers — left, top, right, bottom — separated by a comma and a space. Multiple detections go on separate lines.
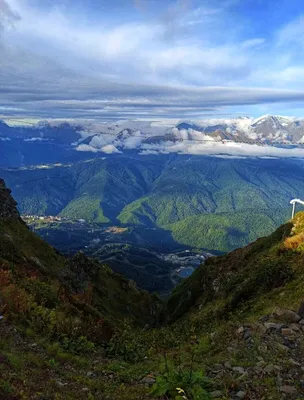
2, 155, 304, 251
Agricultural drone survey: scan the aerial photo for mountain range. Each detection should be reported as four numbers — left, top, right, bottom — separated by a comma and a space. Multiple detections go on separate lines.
2, 115, 304, 295
2, 115, 304, 168
2, 154, 304, 255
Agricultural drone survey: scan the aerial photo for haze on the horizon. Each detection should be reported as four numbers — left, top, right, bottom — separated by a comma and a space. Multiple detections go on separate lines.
1, 0, 304, 120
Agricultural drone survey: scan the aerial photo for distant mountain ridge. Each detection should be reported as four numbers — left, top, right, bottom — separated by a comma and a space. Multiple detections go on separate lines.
1, 114, 304, 166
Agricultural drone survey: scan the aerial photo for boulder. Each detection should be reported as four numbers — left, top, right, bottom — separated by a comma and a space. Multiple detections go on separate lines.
273, 308, 301, 323
210, 391, 223, 398
280, 385, 297, 394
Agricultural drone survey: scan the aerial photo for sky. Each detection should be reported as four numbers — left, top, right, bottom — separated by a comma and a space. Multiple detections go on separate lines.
1, 0, 304, 120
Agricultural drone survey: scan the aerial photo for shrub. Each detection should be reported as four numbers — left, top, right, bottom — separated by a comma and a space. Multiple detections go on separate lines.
105, 320, 146, 363
22, 278, 59, 308
0, 284, 31, 315
150, 356, 211, 399
284, 233, 304, 250
60, 335, 95, 354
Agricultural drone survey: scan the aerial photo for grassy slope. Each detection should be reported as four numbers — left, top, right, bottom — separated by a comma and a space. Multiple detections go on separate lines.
165, 212, 304, 324
3, 178, 304, 399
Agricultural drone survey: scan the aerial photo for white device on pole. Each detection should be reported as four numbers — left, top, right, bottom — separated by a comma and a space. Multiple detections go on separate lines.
290, 199, 304, 218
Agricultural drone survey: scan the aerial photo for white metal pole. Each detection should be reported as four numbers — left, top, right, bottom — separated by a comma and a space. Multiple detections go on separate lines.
292, 202, 296, 219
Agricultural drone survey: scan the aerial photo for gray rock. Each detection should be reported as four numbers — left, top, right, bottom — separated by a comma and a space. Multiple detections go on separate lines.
210, 332, 216, 340
86, 371, 95, 377
259, 314, 270, 322
281, 328, 295, 337
289, 358, 301, 366
256, 361, 266, 368
243, 329, 253, 340
264, 322, 281, 331
56, 381, 67, 388
299, 319, 304, 325
276, 374, 283, 387
264, 364, 274, 373
236, 372, 248, 381
253, 366, 263, 374
236, 391, 246, 399
215, 370, 225, 378
232, 366, 245, 374
237, 326, 245, 336
283, 338, 296, 349
280, 385, 297, 394
276, 343, 290, 353
210, 390, 223, 398
290, 323, 301, 332
140, 377, 156, 385
273, 308, 301, 323
258, 345, 268, 353
224, 361, 232, 369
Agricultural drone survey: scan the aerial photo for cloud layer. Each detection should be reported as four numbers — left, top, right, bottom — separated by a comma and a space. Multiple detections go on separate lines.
68, 117, 304, 158
1, 0, 304, 119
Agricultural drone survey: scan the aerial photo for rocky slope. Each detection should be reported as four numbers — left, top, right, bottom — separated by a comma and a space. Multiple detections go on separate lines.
0, 178, 20, 220
159, 212, 304, 399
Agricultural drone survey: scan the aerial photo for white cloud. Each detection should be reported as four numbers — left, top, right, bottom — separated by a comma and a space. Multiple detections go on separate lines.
140, 140, 304, 158
100, 144, 121, 154
0, 0, 20, 31
89, 135, 110, 148
76, 142, 121, 154
123, 135, 144, 149
24, 137, 49, 142
242, 38, 265, 48
277, 16, 304, 47
71, 116, 304, 158
76, 144, 99, 153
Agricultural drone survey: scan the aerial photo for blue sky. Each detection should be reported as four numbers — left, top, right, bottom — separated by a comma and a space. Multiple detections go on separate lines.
1, 0, 304, 120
